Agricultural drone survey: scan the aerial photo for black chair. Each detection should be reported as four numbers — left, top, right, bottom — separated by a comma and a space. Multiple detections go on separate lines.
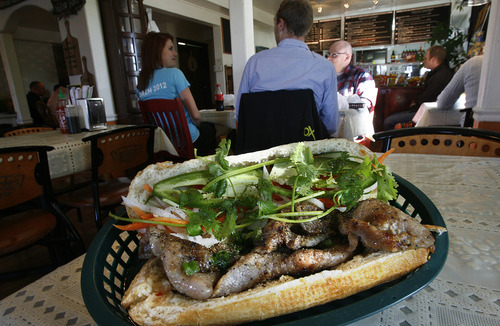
0, 146, 85, 279
58, 126, 157, 228
373, 126, 500, 157
236, 89, 330, 154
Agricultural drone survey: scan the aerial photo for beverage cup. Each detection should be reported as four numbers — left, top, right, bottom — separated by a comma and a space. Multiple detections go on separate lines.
65, 105, 81, 134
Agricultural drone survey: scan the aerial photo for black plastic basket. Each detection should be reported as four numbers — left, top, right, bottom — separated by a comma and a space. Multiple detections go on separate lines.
81, 174, 448, 326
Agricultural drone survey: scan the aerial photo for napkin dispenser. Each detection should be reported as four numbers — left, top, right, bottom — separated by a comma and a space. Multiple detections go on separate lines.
76, 98, 108, 131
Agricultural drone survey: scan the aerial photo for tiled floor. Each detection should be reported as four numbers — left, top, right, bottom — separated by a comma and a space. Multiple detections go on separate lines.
0, 207, 102, 300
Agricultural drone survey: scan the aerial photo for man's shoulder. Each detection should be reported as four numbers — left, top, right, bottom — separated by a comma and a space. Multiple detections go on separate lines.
345, 64, 373, 79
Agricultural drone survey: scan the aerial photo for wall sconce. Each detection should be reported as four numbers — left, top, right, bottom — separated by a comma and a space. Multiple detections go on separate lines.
373, 0, 379, 4
318, 6, 322, 13
344, 2, 350, 9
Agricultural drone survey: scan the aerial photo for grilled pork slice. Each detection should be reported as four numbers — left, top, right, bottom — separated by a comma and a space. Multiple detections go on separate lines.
139, 227, 220, 300
338, 198, 435, 252
212, 245, 354, 297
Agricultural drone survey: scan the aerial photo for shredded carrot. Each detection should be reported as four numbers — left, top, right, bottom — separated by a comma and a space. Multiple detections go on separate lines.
114, 222, 150, 231
139, 213, 155, 220
131, 206, 147, 218
143, 184, 153, 193
377, 148, 395, 164
146, 216, 188, 225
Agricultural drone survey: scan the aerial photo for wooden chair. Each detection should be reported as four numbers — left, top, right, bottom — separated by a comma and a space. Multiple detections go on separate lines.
3, 126, 53, 137
2, 125, 92, 196
139, 98, 194, 161
236, 89, 330, 154
0, 146, 85, 279
373, 126, 500, 157
58, 126, 157, 228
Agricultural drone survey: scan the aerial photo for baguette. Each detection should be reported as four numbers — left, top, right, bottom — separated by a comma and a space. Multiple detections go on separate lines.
120, 138, 436, 325
123, 249, 429, 326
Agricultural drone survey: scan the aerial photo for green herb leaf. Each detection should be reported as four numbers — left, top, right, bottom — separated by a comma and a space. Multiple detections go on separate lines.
216, 204, 237, 240
372, 157, 398, 202
214, 138, 231, 170
180, 188, 204, 207
185, 207, 220, 236
182, 260, 200, 276
211, 250, 235, 272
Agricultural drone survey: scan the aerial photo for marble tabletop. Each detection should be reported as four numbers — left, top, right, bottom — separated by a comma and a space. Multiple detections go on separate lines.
0, 153, 498, 326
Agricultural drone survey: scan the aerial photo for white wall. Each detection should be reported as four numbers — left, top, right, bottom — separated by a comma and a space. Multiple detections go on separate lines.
15, 40, 60, 94
0, 0, 115, 123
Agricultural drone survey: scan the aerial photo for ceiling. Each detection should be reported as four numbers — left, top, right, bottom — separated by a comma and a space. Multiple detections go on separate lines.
254, 0, 455, 20
4, 0, 456, 35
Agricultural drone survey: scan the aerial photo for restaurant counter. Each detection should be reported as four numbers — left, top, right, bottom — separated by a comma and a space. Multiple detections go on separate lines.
0, 153, 498, 326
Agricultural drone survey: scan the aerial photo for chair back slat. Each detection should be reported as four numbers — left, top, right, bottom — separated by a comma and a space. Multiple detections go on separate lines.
373, 127, 500, 157
0, 147, 53, 209
4, 127, 53, 137
139, 99, 194, 160
83, 126, 156, 181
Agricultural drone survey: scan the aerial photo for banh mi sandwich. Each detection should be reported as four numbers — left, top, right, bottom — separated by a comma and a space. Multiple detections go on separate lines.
116, 138, 444, 326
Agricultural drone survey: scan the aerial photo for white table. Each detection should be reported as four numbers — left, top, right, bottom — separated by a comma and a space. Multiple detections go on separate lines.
0, 153, 498, 326
200, 109, 236, 129
413, 102, 464, 127
0, 126, 178, 179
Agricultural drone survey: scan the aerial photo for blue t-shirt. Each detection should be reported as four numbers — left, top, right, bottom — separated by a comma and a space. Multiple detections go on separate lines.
137, 68, 199, 142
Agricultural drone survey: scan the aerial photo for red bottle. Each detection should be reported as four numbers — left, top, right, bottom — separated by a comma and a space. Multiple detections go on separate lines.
215, 84, 224, 111
56, 89, 69, 133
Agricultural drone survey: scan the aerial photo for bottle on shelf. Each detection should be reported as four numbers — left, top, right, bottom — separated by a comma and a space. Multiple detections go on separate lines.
215, 83, 224, 111
417, 46, 424, 61
391, 50, 396, 63
56, 89, 69, 133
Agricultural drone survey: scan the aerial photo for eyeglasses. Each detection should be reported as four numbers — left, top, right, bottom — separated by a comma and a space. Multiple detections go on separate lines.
328, 52, 347, 58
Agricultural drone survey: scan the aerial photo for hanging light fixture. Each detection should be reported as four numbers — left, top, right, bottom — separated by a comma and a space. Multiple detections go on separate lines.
344, 2, 350, 9
461, 0, 488, 6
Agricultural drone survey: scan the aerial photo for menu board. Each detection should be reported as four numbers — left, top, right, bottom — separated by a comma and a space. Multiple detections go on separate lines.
305, 22, 320, 43
344, 12, 392, 47
317, 19, 341, 41
395, 4, 451, 44
306, 19, 341, 51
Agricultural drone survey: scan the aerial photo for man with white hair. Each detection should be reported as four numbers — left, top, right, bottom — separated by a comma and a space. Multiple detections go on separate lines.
328, 40, 377, 113
328, 40, 377, 142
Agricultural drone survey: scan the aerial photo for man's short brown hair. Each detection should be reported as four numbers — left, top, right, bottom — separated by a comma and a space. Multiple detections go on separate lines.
428, 45, 447, 64
275, 0, 313, 37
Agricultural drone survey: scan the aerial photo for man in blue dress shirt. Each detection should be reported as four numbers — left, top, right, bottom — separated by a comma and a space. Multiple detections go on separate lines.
235, 0, 339, 136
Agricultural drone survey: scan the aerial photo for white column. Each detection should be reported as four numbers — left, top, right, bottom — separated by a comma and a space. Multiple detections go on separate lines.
474, 0, 500, 123
229, 0, 255, 98
0, 33, 31, 125
212, 25, 226, 90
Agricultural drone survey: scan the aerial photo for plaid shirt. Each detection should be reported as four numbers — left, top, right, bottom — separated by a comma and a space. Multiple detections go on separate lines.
337, 64, 377, 112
